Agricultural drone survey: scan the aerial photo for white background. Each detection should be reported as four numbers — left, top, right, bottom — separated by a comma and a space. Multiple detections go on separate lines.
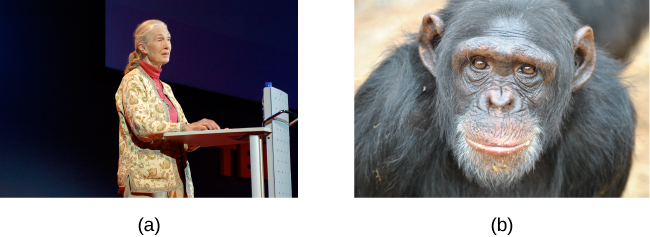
2, 1, 648, 236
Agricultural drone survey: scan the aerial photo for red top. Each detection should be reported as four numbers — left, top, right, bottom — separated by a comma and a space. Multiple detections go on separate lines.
139, 61, 178, 123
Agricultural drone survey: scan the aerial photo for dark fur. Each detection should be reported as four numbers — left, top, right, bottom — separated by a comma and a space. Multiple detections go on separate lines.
354, 0, 635, 197
563, 0, 649, 61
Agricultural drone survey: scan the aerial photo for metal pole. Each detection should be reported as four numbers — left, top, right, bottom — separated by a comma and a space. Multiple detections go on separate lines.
249, 135, 263, 198
258, 137, 265, 197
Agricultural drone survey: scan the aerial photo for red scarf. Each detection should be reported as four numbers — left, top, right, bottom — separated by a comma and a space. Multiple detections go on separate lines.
139, 61, 178, 123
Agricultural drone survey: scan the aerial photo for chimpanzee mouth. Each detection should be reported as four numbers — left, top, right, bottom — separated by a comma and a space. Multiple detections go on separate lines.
464, 137, 532, 156
455, 123, 542, 189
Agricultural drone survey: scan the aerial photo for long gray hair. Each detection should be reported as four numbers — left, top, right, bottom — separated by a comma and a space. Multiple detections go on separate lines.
123, 19, 167, 75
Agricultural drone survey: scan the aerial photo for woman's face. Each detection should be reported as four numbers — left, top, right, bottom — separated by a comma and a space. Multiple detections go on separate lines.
140, 25, 171, 67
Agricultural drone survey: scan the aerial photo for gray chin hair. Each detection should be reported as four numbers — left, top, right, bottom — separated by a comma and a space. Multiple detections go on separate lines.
453, 117, 543, 190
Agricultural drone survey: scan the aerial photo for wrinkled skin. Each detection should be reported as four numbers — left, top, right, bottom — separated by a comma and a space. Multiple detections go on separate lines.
355, 0, 634, 197
419, 15, 595, 188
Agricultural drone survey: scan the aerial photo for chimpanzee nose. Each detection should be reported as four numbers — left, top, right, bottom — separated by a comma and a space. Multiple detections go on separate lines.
480, 87, 519, 113
489, 89, 512, 107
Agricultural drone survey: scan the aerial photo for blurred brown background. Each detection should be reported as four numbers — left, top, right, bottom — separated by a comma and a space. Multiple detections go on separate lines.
354, 0, 649, 197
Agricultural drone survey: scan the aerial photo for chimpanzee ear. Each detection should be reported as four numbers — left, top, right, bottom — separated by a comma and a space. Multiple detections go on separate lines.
418, 14, 445, 76
572, 26, 596, 92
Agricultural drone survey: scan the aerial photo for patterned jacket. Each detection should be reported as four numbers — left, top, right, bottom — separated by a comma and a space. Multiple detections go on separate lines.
115, 66, 197, 197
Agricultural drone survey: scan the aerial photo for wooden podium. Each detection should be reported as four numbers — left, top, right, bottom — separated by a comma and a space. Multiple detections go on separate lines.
164, 85, 293, 198
163, 127, 272, 198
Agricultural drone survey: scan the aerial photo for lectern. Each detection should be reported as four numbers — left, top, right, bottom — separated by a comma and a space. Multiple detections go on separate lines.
163, 85, 294, 198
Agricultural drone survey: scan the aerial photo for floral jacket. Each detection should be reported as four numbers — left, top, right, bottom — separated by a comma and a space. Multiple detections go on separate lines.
115, 66, 197, 197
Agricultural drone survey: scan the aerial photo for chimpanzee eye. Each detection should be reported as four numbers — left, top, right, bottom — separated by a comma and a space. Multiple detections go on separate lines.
519, 64, 536, 75
472, 58, 488, 69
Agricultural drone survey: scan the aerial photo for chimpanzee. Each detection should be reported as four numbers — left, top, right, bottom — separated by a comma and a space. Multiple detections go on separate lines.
354, 0, 635, 197
563, 0, 649, 61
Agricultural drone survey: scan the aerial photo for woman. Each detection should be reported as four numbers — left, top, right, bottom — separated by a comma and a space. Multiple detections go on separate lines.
115, 19, 220, 198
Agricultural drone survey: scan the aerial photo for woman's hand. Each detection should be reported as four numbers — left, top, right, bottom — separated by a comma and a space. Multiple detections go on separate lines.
185, 118, 221, 131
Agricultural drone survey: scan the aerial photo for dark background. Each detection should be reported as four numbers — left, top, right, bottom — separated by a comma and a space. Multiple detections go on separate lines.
106, 0, 298, 109
0, 1, 297, 197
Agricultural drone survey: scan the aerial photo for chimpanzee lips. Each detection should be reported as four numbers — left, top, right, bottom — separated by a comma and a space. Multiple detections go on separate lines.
464, 136, 531, 156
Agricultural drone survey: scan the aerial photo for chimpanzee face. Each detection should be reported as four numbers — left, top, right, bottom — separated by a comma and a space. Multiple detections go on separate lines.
419, 15, 595, 189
